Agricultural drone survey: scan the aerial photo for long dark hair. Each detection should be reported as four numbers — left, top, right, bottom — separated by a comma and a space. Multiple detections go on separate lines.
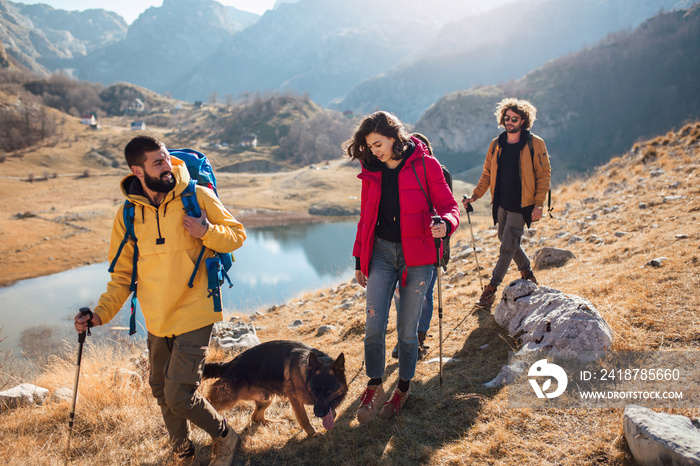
344, 111, 411, 163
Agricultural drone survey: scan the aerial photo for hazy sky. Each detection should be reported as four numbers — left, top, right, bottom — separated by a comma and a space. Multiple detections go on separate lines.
17, 0, 277, 24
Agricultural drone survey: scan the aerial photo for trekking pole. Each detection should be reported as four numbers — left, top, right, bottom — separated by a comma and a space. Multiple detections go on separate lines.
431, 216, 444, 388
463, 196, 484, 291
65, 307, 92, 465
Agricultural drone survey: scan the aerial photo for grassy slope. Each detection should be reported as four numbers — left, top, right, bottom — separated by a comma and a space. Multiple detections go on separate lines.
1, 123, 699, 465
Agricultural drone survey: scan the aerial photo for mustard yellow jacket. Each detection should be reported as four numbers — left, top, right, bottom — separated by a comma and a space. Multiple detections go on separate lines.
94, 158, 246, 337
472, 133, 552, 208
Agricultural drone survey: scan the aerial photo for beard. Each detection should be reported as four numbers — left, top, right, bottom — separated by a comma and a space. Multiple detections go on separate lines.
506, 123, 522, 134
144, 171, 176, 193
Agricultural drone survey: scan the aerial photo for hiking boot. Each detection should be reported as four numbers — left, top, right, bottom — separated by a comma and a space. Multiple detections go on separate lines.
171, 440, 195, 466
477, 284, 498, 308
209, 424, 241, 466
357, 384, 385, 424
521, 269, 538, 285
379, 387, 410, 419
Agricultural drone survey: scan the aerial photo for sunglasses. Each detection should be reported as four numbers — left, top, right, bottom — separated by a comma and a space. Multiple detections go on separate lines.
504, 115, 521, 123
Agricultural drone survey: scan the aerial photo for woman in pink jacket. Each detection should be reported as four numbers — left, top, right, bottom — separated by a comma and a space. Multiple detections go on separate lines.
345, 111, 459, 423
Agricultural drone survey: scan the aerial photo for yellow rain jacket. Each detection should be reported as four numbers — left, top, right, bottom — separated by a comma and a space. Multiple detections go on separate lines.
94, 158, 246, 337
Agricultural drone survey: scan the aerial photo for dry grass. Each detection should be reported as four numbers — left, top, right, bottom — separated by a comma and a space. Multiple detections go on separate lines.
1, 123, 699, 464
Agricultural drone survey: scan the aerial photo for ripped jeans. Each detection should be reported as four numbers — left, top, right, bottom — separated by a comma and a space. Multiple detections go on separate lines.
364, 238, 433, 381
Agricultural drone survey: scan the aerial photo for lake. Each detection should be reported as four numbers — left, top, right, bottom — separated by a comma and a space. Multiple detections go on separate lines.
0, 221, 357, 358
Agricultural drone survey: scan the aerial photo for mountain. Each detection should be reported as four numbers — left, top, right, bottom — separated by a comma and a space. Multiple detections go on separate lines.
12, 2, 126, 57
0, 0, 126, 74
0, 37, 10, 68
68, 0, 255, 94
64, 0, 512, 104
414, 5, 700, 180
334, 0, 698, 122
169, 0, 515, 104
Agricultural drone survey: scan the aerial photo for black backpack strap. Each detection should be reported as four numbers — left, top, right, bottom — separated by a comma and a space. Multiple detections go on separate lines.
528, 134, 553, 218
411, 155, 434, 214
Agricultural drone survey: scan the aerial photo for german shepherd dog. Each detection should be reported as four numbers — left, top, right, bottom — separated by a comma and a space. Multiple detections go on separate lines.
202, 340, 347, 437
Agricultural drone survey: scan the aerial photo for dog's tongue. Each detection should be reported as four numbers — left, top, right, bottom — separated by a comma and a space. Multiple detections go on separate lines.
322, 409, 335, 430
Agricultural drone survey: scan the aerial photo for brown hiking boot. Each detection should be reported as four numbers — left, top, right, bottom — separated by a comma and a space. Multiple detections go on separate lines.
520, 269, 538, 285
357, 384, 385, 424
379, 387, 410, 419
477, 284, 498, 308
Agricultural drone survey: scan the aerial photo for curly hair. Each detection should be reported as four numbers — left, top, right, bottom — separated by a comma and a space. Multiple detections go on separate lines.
494, 98, 537, 131
344, 111, 411, 163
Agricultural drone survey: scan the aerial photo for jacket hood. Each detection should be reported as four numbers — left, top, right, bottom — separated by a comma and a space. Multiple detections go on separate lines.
120, 157, 192, 206
361, 138, 423, 172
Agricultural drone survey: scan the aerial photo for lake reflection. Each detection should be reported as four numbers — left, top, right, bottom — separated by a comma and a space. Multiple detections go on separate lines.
0, 221, 357, 356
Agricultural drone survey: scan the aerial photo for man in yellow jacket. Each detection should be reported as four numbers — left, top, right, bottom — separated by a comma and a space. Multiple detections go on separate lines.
463, 98, 551, 309
74, 136, 246, 465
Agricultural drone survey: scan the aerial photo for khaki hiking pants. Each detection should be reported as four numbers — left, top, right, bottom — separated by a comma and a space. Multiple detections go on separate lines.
490, 206, 531, 288
147, 324, 224, 448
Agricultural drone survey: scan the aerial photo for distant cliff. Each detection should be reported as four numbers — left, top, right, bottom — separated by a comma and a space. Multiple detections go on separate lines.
335, 0, 696, 123
415, 4, 700, 181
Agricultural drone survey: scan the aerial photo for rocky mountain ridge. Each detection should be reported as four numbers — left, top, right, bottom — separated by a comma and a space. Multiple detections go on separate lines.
0, 0, 126, 74
414, 4, 700, 180
334, 0, 697, 122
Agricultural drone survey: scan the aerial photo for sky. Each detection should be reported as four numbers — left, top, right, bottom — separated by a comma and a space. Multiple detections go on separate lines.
17, 0, 278, 24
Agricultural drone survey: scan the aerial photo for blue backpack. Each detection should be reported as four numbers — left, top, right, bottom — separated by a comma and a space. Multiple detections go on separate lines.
108, 149, 233, 335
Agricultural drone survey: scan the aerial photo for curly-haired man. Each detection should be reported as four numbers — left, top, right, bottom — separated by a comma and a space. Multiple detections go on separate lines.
462, 98, 552, 308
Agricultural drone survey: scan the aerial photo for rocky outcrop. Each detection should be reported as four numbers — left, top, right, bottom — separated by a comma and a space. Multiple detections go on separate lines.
308, 203, 360, 216
485, 280, 613, 388
494, 280, 613, 356
0, 383, 49, 409
624, 404, 700, 466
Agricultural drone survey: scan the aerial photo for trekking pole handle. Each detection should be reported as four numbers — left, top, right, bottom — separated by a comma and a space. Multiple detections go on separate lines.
462, 195, 474, 213
78, 307, 93, 342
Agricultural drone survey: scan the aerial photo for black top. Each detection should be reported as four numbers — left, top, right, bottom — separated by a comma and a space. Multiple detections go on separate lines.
375, 142, 413, 243
495, 131, 527, 214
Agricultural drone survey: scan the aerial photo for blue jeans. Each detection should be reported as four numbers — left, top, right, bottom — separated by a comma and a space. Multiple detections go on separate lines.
365, 238, 433, 381
394, 266, 437, 333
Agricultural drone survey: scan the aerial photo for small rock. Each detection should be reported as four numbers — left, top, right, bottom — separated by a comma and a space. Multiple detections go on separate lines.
676, 234, 688, 239
650, 168, 665, 177
533, 247, 576, 269
646, 257, 668, 268
614, 231, 629, 237
50, 387, 74, 404
663, 195, 683, 203
567, 235, 584, 244
638, 202, 648, 209
316, 325, 336, 336
289, 319, 303, 327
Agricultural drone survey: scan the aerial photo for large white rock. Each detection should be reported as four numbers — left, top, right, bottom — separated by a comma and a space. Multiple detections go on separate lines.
0, 383, 49, 409
495, 280, 613, 357
624, 404, 700, 466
